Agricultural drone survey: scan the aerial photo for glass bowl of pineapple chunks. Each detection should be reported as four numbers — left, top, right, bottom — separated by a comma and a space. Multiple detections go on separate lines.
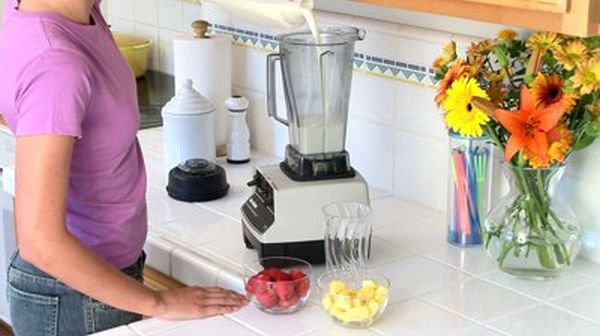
317, 270, 390, 328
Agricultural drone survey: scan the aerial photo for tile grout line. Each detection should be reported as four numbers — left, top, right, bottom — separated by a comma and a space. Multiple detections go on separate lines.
412, 250, 600, 328
222, 314, 267, 336
414, 296, 522, 336
422, 252, 600, 327
223, 314, 270, 336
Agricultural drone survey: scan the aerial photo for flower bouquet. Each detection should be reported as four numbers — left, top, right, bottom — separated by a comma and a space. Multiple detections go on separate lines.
434, 31, 600, 278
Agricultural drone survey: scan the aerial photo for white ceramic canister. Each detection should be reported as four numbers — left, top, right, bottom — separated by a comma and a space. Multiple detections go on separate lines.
225, 96, 250, 164
162, 79, 216, 179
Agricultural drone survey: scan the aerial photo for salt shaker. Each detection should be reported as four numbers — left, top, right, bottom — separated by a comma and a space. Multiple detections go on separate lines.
225, 96, 251, 164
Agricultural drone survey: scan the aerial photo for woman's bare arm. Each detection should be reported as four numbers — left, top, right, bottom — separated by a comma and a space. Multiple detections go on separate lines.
15, 135, 247, 319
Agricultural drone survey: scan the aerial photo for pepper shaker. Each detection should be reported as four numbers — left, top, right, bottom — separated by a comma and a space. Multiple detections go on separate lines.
226, 96, 251, 164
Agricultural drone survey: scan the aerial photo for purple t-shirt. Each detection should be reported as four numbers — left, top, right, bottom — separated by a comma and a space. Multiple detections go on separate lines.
0, 0, 147, 269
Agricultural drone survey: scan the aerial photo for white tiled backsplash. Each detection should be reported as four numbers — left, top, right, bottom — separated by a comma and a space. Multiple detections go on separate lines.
2, 1, 600, 263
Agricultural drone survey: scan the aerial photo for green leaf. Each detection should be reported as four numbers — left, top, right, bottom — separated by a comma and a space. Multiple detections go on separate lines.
584, 36, 600, 50
495, 46, 509, 68
564, 80, 577, 95
523, 73, 535, 84
572, 130, 597, 151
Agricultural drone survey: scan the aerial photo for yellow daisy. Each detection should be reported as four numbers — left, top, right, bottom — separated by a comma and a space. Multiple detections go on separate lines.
554, 40, 588, 71
571, 59, 600, 95
497, 29, 517, 41
432, 41, 457, 70
527, 32, 562, 53
443, 77, 490, 137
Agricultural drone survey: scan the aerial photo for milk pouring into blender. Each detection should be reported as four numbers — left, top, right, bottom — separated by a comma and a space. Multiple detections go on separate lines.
191, 0, 371, 267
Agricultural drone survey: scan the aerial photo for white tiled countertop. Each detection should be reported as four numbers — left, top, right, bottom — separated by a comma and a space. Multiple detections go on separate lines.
96, 128, 600, 336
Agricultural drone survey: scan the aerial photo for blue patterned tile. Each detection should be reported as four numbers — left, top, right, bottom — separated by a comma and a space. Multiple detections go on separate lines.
210, 23, 435, 87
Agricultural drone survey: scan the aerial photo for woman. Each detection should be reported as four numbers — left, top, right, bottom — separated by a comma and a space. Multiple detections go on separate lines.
0, 0, 248, 335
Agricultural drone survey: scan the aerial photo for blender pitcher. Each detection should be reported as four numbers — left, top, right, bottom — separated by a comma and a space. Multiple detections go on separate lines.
267, 27, 365, 181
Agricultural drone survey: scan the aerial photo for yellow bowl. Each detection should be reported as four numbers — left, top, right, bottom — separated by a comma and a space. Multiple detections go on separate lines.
113, 32, 152, 78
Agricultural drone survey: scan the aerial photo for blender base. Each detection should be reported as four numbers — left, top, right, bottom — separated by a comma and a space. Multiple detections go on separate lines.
281, 145, 356, 181
243, 225, 326, 266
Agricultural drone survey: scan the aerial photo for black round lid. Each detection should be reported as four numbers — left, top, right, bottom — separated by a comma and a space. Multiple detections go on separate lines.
166, 159, 229, 202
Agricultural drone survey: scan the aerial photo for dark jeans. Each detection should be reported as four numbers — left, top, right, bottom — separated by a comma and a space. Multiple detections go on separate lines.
7, 251, 145, 336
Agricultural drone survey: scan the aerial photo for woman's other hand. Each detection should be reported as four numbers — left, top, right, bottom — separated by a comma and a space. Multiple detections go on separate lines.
153, 286, 249, 320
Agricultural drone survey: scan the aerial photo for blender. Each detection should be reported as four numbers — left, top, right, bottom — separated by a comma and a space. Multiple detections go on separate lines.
241, 27, 370, 264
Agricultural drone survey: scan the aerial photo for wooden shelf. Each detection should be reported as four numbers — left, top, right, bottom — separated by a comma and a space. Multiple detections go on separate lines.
354, 0, 600, 37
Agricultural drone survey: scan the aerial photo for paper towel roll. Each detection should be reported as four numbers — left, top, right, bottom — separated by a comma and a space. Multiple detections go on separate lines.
174, 34, 232, 147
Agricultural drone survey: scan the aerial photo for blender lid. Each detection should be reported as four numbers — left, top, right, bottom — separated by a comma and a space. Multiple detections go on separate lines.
167, 159, 229, 202
162, 79, 215, 116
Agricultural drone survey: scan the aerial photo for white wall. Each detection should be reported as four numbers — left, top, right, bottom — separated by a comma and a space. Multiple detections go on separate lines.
0, 0, 5, 22
104, 0, 600, 263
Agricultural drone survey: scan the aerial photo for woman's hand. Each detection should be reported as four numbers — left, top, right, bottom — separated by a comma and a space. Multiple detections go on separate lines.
153, 286, 249, 320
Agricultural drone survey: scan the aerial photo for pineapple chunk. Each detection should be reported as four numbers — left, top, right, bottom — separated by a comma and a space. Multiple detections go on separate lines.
357, 287, 375, 301
374, 285, 389, 303
332, 294, 352, 311
329, 281, 347, 294
344, 306, 371, 322
362, 280, 377, 289
352, 298, 363, 308
331, 307, 347, 321
322, 295, 334, 311
368, 300, 380, 318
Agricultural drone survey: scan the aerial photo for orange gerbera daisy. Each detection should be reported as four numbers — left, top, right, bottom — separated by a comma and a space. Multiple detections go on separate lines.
531, 73, 575, 113
487, 80, 508, 106
435, 61, 470, 107
547, 123, 573, 163
494, 86, 565, 162
467, 40, 495, 57
432, 41, 457, 70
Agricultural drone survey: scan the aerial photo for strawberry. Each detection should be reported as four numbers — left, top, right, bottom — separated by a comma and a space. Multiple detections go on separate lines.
246, 273, 271, 294
289, 268, 307, 280
274, 280, 296, 301
278, 294, 300, 309
261, 268, 290, 281
254, 289, 278, 309
294, 277, 310, 297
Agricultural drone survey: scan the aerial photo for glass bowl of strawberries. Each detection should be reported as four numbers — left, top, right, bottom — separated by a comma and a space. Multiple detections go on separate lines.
244, 256, 312, 314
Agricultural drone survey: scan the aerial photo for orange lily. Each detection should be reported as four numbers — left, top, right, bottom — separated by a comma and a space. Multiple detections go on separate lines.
495, 86, 565, 162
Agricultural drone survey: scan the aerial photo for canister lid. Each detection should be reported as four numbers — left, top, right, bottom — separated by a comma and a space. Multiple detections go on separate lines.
162, 79, 215, 116
225, 95, 249, 112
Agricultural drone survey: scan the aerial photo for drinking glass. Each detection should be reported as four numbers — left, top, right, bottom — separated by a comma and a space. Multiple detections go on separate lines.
323, 202, 372, 271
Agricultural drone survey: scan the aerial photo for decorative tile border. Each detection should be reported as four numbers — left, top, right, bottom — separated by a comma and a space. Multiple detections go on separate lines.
210, 23, 437, 88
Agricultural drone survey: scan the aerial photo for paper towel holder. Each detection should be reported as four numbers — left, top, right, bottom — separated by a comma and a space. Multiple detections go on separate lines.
192, 20, 210, 39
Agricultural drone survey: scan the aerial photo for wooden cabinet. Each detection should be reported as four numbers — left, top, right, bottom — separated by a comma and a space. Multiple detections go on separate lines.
354, 0, 600, 37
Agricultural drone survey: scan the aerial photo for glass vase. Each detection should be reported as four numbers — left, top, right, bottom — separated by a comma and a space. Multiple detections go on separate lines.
483, 164, 580, 279
447, 132, 493, 246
